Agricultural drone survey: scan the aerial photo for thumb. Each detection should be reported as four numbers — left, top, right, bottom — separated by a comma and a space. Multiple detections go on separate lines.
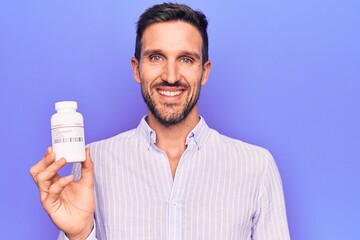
79, 148, 94, 187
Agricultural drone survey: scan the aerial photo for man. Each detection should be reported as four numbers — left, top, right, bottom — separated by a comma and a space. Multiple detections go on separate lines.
30, 3, 290, 240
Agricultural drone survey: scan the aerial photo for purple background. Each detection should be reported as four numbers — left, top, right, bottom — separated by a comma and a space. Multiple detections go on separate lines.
1, 0, 359, 239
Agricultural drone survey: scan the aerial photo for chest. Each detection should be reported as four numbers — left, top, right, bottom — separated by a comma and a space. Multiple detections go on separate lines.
93, 146, 261, 239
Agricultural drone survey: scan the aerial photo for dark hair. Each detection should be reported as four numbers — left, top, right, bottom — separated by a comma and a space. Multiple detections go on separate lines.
135, 3, 209, 65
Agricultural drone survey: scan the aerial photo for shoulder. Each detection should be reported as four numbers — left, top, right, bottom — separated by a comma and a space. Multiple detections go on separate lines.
87, 128, 137, 150
205, 128, 274, 169
71, 130, 137, 178
208, 128, 271, 156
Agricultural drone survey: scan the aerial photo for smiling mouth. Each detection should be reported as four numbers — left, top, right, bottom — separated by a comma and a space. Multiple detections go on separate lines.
158, 90, 183, 97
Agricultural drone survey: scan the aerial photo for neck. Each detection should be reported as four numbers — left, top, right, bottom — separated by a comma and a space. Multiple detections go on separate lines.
147, 107, 200, 152
147, 107, 200, 179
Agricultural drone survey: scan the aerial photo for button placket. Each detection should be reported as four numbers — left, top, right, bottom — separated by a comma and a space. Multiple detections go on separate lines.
167, 144, 196, 240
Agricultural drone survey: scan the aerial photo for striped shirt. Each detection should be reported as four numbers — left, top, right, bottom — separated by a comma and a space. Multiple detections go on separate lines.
59, 116, 290, 240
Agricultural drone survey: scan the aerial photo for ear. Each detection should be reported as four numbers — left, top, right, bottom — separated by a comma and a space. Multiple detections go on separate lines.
200, 60, 212, 86
131, 57, 141, 84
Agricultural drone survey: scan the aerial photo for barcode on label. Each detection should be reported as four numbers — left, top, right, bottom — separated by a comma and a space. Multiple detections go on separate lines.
54, 137, 84, 144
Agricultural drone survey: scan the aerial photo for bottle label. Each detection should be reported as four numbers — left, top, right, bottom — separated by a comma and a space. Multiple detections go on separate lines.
51, 125, 84, 145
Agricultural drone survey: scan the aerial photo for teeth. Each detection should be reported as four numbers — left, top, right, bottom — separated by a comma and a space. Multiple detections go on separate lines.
158, 90, 182, 97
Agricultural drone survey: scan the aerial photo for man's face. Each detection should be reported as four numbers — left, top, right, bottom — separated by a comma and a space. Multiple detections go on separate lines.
131, 21, 211, 127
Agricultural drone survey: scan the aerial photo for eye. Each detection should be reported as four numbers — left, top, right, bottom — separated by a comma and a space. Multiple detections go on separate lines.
180, 57, 193, 64
150, 55, 163, 61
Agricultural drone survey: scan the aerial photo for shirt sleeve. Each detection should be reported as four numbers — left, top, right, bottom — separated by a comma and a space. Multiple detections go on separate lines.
57, 221, 97, 240
251, 152, 291, 240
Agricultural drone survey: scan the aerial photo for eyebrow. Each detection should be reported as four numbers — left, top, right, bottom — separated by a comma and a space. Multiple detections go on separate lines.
142, 49, 201, 61
181, 51, 201, 61
142, 49, 163, 57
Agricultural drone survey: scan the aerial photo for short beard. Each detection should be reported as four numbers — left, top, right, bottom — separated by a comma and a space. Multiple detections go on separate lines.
142, 83, 201, 127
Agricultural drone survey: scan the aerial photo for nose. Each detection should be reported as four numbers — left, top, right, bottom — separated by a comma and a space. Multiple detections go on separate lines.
161, 61, 180, 84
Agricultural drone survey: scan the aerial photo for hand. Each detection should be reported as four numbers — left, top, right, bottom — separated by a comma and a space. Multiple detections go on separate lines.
30, 147, 95, 240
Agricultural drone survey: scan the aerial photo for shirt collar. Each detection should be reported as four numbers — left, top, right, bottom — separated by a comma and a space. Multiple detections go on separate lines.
136, 115, 211, 150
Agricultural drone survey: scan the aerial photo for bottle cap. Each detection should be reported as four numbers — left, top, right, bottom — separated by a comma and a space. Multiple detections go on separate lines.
55, 101, 78, 111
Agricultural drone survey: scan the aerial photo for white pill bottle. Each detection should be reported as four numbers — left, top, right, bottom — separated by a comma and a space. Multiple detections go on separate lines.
51, 101, 86, 163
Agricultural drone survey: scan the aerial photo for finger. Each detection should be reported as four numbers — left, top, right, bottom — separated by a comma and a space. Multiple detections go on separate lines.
43, 146, 52, 157
79, 148, 94, 187
37, 158, 66, 196
42, 175, 74, 208
30, 147, 56, 182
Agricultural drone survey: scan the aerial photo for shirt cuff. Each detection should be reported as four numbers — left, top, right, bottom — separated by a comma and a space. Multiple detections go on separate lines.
57, 221, 97, 240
